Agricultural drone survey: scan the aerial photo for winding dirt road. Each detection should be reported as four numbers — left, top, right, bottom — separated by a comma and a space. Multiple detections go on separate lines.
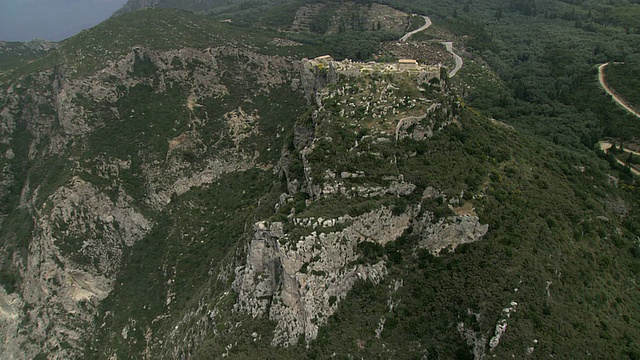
598, 62, 640, 118
400, 15, 432, 42
442, 41, 463, 78
598, 141, 640, 176
599, 141, 640, 157
398, 16, 463, 78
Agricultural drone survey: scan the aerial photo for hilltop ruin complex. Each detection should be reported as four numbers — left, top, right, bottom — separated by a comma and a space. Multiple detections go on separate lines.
304, 55, 442, 82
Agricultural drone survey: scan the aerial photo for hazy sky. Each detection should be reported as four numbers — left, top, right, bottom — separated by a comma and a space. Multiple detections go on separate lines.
0, 0, 129, 42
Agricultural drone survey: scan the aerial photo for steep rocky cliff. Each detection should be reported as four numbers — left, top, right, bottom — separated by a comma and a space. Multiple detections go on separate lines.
230, 54, 491, 348
0, 10, 308, 357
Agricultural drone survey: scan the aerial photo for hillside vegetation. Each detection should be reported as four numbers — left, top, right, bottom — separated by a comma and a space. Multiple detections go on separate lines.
0, 40, 57, 74
113, 0, 640, 144
605, 60, 640, 112
0, 1, 640, 359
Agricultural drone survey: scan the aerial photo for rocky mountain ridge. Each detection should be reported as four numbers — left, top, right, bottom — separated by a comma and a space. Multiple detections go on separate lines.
1, 5, 639, 360
0, 40, 59, 77
0, 10, 483, 355
233, 57, 488, 347
0, 30, 302, 357
0, 39, 58, 53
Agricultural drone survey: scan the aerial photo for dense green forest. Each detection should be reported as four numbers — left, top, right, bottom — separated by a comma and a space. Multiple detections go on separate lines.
395, 0, 640, 146
606, 60, 640, 110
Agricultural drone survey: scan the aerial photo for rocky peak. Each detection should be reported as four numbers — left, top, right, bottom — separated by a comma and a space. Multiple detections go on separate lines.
232, 51, 487, 347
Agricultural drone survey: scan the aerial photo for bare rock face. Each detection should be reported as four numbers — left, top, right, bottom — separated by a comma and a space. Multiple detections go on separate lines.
0, 176, 151, 358
224, 107, 259, 149
234, 202, 488, 346
1, 44, 291, 156
24, 39, 59, 52
291, 3, 327, 32
414, 213, 489, 255
234, 206, 415, 346
47, 177, 152, 273
234, 194, 489, 346
326, 3, 411, 35
0, 288, 25, 359
0, 39, 58, 59
144, 154, 257, 209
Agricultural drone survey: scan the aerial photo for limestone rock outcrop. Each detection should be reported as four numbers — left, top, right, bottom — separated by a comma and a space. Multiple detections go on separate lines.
234, 200, 488, 345
232, 45, 487, 347
0, 40, 302, 359
234, 206, 415, 346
